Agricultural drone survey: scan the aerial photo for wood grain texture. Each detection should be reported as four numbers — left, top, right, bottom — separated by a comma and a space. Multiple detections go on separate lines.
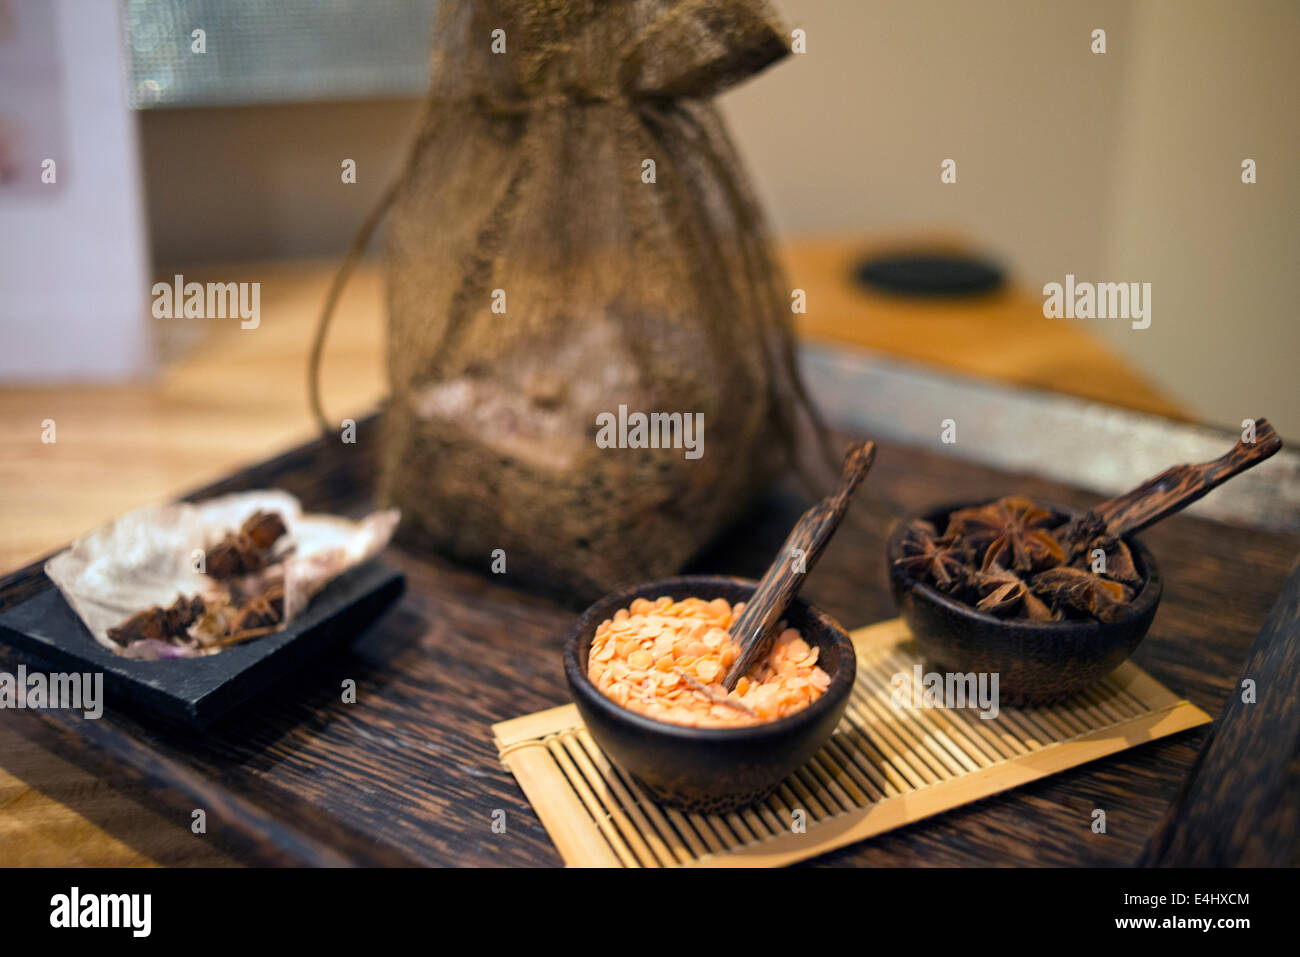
2, 417, 1294, 867
724, 440, 874, 688
0, 724, 240, 867
1139, 558, 1300, 866
1092, 417, 1282, 537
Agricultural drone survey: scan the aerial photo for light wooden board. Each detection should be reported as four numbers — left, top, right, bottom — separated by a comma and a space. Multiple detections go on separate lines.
493, 618, 1211, 867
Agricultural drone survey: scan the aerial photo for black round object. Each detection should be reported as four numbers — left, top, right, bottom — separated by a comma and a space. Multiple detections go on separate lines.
856, 253, 1003, 296
886, 502, 1162, 706
564, 575, 855, 814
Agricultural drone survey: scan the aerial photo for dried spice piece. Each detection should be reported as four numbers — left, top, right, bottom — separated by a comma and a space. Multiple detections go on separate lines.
170, 579, 289, 651
946, 496, 1064, 573
107, 607, 166, 646
227, 583, 285, 636
1105, 539, 1141, 583
1059, 513, 1143, 585
108, 583, 285, 653
1030, 567, 1133, 623
206, 510, 288, 579
46, 490, 399, 660
108, 594, 206, 646
242, 510, 288, 551
1057, 510, 1106, 558
901, 494, 1144, 624
893, 520, 971, 593
1073, 537, 1141, 585
164, 594, 207, 633
972, 565, 1058, 622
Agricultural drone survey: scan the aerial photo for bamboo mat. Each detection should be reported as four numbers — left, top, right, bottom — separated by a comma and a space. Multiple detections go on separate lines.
493, 618, 1211, 867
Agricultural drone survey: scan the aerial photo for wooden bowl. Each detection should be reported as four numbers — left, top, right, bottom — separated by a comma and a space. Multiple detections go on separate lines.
886, 502, 1162, 706
563, 575, 855, 815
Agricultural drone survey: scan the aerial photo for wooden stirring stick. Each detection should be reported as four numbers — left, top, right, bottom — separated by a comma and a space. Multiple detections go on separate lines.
722, 441, 876, 691
1071, 417, 1282, 541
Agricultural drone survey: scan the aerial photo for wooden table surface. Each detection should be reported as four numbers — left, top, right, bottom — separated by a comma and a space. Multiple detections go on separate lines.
7, 419, 1292, 867
0, 238, 1192, 866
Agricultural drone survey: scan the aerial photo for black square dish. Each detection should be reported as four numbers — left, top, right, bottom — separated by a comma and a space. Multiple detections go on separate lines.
0, 561, 404, 728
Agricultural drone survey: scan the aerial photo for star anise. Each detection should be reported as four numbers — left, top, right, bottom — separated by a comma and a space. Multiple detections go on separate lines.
1057, 510, 1106, 559
201, 582, 288, 649
945, 495, 1064, 573
242, 510, 287, 550
1029, 567, 1133, 622
108, 593, 206, 646
206, 510, 288, 579
227, 582, 285, 634
971, 564, 1058, 621
894, 520, 970, 593
1058, 532, 1140, 591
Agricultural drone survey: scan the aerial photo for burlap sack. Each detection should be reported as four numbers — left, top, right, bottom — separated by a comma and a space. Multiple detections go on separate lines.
312, 0, 833, 600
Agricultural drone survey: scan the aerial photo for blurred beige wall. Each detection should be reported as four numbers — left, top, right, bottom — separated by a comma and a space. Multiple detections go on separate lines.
141, 98, 422, 261
140, 0, 1300, 436
1099, 0, 1299, 443
723, 0, 1134, 284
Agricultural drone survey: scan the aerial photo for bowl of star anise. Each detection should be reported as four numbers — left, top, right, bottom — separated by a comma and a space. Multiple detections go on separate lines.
886, 422, 1283, 703
887, 496, 1162, 705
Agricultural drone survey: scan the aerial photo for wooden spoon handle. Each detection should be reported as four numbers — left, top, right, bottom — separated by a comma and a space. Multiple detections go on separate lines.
722, 441, 875, 690
1093, 417, 1282, 539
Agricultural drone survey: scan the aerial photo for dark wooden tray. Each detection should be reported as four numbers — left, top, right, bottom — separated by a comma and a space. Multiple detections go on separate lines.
1, 415, 1296, 866
0, 561, 404, 728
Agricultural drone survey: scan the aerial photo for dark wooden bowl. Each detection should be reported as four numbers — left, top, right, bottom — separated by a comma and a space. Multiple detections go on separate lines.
563, 575, 855, 815
886, 502, 1162, 706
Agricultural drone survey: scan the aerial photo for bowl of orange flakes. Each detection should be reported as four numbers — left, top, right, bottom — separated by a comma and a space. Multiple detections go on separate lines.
564, 575, 855, 813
